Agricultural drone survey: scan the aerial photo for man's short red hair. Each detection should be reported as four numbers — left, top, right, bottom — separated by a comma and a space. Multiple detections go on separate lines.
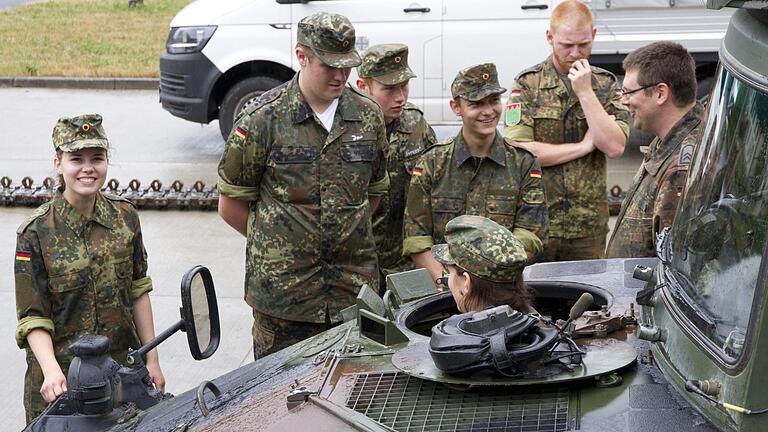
550, 0, 594, 32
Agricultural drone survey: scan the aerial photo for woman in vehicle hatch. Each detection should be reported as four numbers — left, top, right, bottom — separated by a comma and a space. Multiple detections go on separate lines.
431, 214, 533, 314
13, 114, 165, 423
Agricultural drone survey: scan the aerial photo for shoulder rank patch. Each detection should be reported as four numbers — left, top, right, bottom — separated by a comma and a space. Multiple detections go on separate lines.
17, 202, 51, 235
505, 102, 522, 126
679, 143, 694, 166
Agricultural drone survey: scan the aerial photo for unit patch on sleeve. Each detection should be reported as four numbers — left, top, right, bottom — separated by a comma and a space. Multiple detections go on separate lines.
505, 102, 522, 126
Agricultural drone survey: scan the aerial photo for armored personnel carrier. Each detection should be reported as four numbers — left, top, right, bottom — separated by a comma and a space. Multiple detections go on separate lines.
25, 1, 768, 431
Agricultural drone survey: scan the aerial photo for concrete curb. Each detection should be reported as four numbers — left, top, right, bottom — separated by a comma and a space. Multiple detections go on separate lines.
0, 76, 159, 90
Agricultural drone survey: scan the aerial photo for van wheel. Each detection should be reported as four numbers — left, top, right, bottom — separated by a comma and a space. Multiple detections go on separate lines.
219, 76, 283, 140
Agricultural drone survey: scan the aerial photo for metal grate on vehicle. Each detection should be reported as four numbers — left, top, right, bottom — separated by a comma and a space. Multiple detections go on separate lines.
345, 372, 570, 432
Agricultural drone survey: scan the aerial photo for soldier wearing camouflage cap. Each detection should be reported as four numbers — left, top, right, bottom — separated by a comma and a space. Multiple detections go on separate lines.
503, 0, 630, 262
15, 114, 165, 423
432, 215, 533, 313
403, 63, 548, 288
354, 44, 436, 292
218, 12, 390, 360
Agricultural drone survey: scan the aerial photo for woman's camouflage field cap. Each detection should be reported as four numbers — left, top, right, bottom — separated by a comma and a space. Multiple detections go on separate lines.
432, 215, 527, 282
52, 114, 109, 152
451, 63, 506, 101
298, 12, 361, 68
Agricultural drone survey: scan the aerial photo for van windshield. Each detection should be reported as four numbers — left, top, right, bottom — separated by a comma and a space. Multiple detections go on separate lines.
668, 66, 768, 361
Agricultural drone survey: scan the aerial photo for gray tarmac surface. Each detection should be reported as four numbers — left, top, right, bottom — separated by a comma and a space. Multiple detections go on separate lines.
0, 87, 642, 430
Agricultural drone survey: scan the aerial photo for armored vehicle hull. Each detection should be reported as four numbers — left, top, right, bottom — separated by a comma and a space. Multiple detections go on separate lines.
107, 258, 725, 432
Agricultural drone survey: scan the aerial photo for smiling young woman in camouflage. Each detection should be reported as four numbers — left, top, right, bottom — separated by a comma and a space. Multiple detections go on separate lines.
14, 114, 165, 423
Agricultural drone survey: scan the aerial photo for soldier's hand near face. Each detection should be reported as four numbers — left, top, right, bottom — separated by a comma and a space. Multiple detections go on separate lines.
568, 59, 594, 98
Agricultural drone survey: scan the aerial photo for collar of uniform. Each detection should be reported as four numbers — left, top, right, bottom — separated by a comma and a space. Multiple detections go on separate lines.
290, 74, 362, 124
539, 56, 562, 90
643, 102, 703, 176
453, 130, 507, 167
395, 104, 416, 134
54, 192, 116, 232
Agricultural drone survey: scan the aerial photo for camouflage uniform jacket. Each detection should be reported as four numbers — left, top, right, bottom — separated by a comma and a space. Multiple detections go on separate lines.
218, 74, 389, 324
402, 130, 548, 256
504, 56, 630, 239
606, 103, 703, 258
373, 102, 437, 274
15, 193, 151, 370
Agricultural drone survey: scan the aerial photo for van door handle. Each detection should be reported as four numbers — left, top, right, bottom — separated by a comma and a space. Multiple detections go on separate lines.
521, 4, 548, 10
404, 7, 431, 13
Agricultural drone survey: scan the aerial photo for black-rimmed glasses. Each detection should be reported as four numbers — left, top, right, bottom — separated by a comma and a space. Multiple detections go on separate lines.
620, 82, 659, 97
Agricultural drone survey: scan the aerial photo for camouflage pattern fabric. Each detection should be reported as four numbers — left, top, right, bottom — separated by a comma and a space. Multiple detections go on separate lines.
403, 131, 548, 257
432, 215, 528, 282
52, 114, 109, 152
217, 74, 389, 324
15, 193, 152, 422
606, 103, 703, 258
251, 310, 332, 360
297, 12, 361, 68
451, 63, 506, 101
536, 234, 606, 263
372, 103, 436, 276
504, 56, 630, 246
358, 43, 416, 85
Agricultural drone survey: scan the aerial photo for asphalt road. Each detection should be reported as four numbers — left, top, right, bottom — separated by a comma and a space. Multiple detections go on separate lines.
0, 87, 643, 430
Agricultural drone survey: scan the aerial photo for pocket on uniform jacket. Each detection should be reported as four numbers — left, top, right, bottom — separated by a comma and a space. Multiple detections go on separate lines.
49, 268, 89, 293
340, 142, 377, 206
270, 146, 319, 164
48, 268, 90, 334
112, 257, 133, 306
532, 106, 561, 121
114, 258, 132, 280
340, 143, 376, 162
269, 147, 319, 204
486, 195, 517, 215
532, 106, 563, 142
432, 197, 464, 241
432, 196, 464, 214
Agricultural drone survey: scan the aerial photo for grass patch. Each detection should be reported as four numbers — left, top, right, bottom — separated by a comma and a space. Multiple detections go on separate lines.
0, 0, 192, 77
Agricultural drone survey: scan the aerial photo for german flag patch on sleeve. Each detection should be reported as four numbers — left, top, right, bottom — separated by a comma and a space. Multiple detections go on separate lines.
15, 252, 31, 261
530, 169, 542, 179
233, 127, 247, 140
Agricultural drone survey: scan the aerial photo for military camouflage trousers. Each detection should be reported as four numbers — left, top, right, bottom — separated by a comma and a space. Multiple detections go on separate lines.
537, 233, 606, 263
252, 310, 335, 361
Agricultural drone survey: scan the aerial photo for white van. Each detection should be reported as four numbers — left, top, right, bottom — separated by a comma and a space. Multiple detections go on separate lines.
159, 0, 732, 139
